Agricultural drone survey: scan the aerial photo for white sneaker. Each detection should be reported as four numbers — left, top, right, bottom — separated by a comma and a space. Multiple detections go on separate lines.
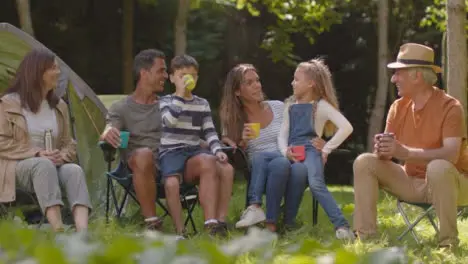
335, 227, 356, 241
235, 205, 266, 228
175, 235, 187, 241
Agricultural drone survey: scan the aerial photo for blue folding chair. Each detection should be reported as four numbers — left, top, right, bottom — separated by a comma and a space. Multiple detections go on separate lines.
99, 141, 199, 233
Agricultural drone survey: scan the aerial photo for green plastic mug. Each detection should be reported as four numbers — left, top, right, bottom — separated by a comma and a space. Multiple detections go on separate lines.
120, 131, 130, 149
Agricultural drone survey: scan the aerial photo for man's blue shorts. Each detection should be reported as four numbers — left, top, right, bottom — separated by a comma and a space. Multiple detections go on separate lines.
159, 145, 213, 182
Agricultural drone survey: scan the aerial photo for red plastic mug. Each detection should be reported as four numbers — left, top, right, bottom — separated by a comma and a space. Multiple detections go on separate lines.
291, 145, 305, 162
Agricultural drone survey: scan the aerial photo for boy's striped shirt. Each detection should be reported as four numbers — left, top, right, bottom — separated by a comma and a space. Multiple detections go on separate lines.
159, 94, 221, 155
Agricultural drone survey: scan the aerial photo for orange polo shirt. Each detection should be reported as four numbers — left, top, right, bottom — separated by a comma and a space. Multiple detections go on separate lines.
385, 88, 468, 178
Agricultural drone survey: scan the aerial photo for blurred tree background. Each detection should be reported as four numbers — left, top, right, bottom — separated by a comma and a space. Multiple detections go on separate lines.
0, 0, 463, 155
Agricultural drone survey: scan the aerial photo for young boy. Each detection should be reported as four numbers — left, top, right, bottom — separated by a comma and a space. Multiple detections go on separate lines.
159, 54, 229, 238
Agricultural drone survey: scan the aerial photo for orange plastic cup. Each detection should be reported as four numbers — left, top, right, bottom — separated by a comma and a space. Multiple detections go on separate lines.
291, 145, 305, 161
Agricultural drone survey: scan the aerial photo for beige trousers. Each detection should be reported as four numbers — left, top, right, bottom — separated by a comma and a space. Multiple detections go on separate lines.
353, 153, 468, 246
15, 157, 92, 214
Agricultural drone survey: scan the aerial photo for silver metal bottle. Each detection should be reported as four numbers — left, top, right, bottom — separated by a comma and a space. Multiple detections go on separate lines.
45, 129, 53, 152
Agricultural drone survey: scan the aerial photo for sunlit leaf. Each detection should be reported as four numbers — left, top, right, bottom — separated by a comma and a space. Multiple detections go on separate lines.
335, 249, 359, 264
295, 239, 326, 254
236, 0, 246, 9
34, 244, 68, 264
246, 2, 260, 16
287, 254, 316, 264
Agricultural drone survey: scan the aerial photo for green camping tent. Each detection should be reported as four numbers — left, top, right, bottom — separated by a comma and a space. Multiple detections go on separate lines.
0, 23, 109, 210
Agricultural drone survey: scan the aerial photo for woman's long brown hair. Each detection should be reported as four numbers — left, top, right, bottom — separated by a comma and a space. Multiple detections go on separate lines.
219, 64, 258, 144
4, 49, 59, 113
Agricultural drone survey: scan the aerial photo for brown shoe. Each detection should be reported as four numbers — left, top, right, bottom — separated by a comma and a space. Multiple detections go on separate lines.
145, 217, 163, 231
438, 242, 458, 252
204, 222, 227, 238
216, 221, 229, 237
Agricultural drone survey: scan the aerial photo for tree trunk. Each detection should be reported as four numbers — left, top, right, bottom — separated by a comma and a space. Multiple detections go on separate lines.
15, 0, 34, 36
367, 0, 389, 151
174, 0, 190, 56
122, 0, 134, 94
446, 0, 467, 120
441, 31, 448, 90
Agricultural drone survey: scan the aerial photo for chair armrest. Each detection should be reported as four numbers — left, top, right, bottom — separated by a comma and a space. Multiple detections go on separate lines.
236, 148, 251, 183
220, 145, 248, 159
220, 146, 248, 163
220, 145, 251, 183
220, 146, 235, 153
98, 141, 117, 164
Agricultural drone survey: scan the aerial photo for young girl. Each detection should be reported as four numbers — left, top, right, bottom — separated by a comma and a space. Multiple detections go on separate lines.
278, 58, 355, 240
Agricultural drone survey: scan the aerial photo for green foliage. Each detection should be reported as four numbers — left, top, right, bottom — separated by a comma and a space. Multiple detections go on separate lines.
227, 0, 350, 65
0, 221, 415, 264
186, 6, 227, 61
3, 184, 468, 263
421, 0, 468, 32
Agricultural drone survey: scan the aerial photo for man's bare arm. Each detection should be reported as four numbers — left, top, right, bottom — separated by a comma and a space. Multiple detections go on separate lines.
406, 137, 462, 164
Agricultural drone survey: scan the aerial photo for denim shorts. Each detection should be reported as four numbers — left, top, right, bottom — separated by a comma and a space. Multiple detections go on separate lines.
159, 145, 212, 182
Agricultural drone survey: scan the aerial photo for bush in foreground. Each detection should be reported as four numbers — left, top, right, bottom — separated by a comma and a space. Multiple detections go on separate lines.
0, 221, 413, 264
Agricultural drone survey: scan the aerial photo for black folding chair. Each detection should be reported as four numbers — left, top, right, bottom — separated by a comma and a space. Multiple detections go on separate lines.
312, 193, 319, 225
220, 146, 251, 208
99, 141, 199, 233
0, 188, 46, 227
224, 147, 319, 226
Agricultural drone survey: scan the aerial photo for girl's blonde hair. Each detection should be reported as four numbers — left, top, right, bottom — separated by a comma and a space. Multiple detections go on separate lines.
287, 58, 340, 137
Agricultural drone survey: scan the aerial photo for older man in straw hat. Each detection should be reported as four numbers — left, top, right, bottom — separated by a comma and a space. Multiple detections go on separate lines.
352, 43, 468, 248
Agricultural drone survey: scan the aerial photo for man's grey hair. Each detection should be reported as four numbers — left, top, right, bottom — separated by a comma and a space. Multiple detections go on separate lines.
408, 67, 438, 85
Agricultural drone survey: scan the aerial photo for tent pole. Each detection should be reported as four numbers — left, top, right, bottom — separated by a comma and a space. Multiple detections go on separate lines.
64, 85, 81, 166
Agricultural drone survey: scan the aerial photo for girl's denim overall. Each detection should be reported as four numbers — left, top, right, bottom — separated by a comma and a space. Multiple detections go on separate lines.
287, 103, 349, 228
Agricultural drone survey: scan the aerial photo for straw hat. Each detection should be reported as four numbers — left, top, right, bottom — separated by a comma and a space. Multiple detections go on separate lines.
387, 43, 442, 73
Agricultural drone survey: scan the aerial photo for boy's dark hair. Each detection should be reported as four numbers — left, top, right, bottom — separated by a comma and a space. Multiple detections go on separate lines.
170, 54, 199, 74
133, 49, 165, 82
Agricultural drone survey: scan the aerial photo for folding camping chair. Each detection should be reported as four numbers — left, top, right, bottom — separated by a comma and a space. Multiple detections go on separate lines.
396, 200, 467, 244
99, 141, 199, 233
0, 188, 46, 227
225, 147, 319, 226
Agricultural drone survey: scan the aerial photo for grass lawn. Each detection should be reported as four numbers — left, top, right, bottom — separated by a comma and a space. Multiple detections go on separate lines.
77, 180, 467, 264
